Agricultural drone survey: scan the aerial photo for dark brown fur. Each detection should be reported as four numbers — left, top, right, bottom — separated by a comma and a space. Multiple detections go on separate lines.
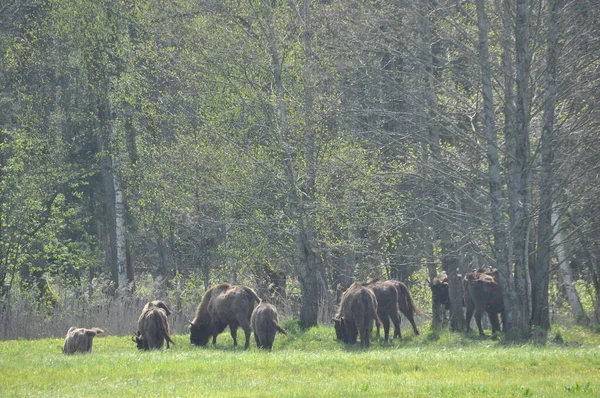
334, 282, 381, 347
189, 283, 260, 348
389, 280, 420, 336
463, 269, 504, 336
62, 327, 104, 354
136, 301, 175, 350
429, 271, 450, 310
366, 280, 401, 342
134, 303, 175, 350
251, 300, 287, 350
141, 300, 173, 316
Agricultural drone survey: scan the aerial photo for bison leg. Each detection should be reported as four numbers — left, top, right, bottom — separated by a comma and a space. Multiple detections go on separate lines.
346, 321, 358, 344
229, 325, 238, 346
391, 310, 401, 340
465, 301, 475, 333
474, 307, 486, 336
242, 326, 252, 349
489, 312, 501, 334
380, 315, 391, 342
403, 309, 419, 336
254, 332, 262, 348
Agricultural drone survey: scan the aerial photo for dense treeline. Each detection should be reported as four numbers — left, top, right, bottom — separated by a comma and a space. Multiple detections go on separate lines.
1, 0, 599, 339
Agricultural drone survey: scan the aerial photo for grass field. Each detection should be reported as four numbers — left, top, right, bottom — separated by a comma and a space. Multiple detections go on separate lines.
1, 322, 599, 397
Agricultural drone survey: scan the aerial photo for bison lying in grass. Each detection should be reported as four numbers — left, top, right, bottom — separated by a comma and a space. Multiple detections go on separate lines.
334, 282, 381, 347
134, 300, 175, 350
463, 268, 504, 336
62, 327, 104, 354
189, 283, 260, 349
251, 300, 287, 350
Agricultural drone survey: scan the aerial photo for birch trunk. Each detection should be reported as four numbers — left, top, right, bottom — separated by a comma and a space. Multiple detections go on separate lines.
531, 0, 561, 331
108, 91, 129, 290
552, 211, 589, 325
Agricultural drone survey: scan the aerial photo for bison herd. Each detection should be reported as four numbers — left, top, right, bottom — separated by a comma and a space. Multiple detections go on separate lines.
62, 270, 504, 354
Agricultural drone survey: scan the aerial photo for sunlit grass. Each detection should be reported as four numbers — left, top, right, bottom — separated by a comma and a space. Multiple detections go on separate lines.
1, 323, 599, 397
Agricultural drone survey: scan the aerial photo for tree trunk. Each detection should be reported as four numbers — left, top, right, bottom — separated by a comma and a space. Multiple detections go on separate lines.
531, 0, 561, 331
108, 90, 130, 291
476, 0, 519, 336
264, 0, 322, 328
509, 0, 532, 339
552, 211, 589, 325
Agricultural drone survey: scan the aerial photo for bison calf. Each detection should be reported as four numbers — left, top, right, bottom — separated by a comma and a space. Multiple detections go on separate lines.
251, 301, 287, 350
62, 327, 104, 354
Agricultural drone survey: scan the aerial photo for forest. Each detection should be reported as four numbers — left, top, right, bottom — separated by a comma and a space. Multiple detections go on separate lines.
0, 0, 599, 341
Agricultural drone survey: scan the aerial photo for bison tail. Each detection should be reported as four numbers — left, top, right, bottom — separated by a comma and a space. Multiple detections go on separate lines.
154, 301, 173, 316
155, 310, 175, 345
243, 286, 261, 303
274, 321, 288, 336
398, 283, 420, 315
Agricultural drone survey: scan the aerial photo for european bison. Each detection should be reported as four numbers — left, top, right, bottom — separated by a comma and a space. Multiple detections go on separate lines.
390, 280, 420, 336
251, 300, 287, 350
463, 268, 504, 336
429, 271, 450, 310
62, 327, 104, 354
334, 282, 381, 347
134, 300, 175, 350
189, 283, 260, 349
366, 280, 401, 342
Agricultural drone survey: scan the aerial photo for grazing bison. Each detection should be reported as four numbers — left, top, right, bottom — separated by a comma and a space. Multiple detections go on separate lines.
429, 271, 450, 310
463, 268, 504, 336
334, 282, 381, 347
189, 283, 260, 348
135, 300, 175, 350
366, 280, 401, 342
251, 300, 287, 350
62, 327, 104, 354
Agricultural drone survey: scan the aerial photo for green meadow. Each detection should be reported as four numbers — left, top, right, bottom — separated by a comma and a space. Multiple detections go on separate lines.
1, 324, 599, 397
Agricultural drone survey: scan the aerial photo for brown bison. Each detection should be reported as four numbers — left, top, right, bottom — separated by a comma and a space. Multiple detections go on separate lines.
366, 280, 401, 342
134, 300, 175, 350
62, 327, 104, 354
429, 271, 450, 310
389, 280, 420, 336
463, 268, 504, 336
251, 300, 287, 350
334, 282, 382, 347
189, 283, 260, 349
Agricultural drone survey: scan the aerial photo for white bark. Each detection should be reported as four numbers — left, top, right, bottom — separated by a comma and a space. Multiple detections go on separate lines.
552, 211, 589, 324
108, 92, 128, 290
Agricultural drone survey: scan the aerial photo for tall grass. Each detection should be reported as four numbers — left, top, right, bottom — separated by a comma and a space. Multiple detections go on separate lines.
1, 324, 599, 397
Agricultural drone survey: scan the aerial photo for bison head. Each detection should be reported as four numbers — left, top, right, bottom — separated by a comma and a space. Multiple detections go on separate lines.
333, 318, 344, 341
429, 275, 449, 308
132, 331, 149, 350
333, 317, 352, 343
189, 321, 211, 346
